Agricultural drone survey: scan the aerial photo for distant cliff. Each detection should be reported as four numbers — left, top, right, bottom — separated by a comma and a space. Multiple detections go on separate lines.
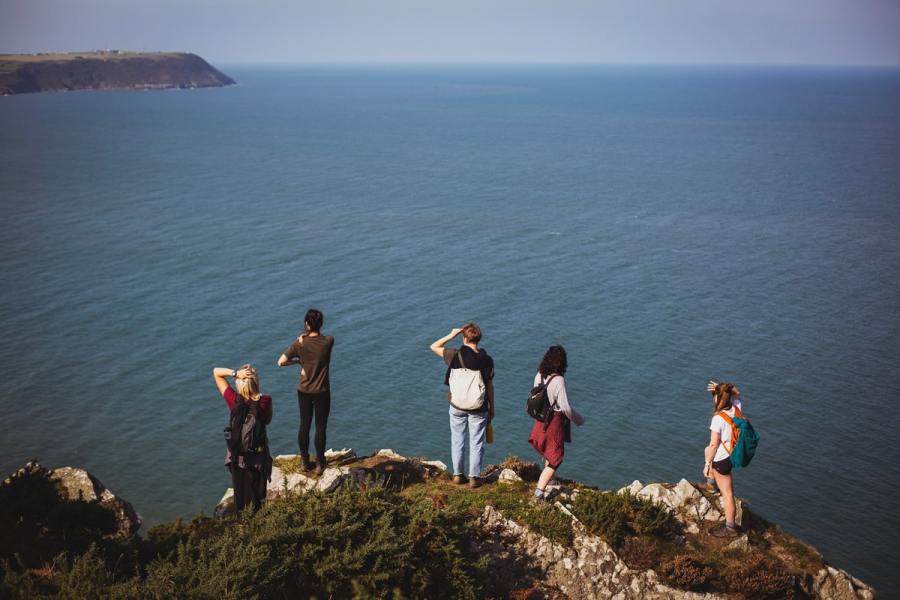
0, 51, 235, 95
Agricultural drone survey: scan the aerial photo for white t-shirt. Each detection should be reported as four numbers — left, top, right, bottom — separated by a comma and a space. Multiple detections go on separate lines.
710, 399, 743, 462
533, 373, 585, 426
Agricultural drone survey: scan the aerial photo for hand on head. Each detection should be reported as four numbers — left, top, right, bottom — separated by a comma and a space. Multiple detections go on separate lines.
236, 364, 257, 380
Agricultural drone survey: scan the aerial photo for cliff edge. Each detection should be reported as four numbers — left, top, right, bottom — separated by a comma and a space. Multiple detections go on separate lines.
0, 51, 235, 95
0, 452, 876, 599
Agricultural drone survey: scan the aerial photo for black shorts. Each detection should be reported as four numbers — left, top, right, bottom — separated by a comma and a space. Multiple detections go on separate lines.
712, 457, 733, 476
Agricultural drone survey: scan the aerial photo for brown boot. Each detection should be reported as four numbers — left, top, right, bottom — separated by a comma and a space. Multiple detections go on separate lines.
468, 476, 480, 489
315, 462, 326, 476
301, 455, 314, 472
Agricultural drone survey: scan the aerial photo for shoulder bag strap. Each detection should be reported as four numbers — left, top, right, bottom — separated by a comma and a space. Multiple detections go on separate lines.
456, 347, 468, 370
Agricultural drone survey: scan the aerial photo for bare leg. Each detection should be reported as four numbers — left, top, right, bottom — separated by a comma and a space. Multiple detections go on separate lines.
712, 469, 736, 525
537, 460, 556, 492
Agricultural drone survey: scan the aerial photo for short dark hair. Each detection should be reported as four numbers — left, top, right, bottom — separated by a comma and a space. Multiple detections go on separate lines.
462, 322, 482, 344
538, 345, 567, 377
305, 308, 324, 333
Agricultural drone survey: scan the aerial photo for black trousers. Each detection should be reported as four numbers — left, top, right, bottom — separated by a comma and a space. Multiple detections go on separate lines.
230, 465, 266, 515
298, 390, 331, 464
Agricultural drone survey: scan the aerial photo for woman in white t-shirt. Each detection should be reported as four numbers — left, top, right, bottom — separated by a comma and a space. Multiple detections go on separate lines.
703, 381, 743, 538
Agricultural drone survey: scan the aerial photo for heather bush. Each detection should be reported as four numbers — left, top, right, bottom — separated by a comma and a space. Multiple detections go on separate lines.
659, 554, 713, 591
722, 551, 798, 599
570, 489, 679, 547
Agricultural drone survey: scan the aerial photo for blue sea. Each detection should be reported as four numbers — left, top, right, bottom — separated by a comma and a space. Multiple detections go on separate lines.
1, 65, 898, 592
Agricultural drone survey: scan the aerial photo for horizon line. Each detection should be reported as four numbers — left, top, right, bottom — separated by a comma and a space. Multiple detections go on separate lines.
212, 60, 900, 70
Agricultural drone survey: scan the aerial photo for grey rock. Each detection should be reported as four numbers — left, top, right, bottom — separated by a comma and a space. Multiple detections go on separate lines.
726, 534, 751, 552
813, 566, 876, 600
498, 468, 523, 483
49, 466, 141, 538
316, 467, 348, 492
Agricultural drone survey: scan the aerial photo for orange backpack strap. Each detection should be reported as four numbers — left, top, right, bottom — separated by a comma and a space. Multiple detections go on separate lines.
716, 410, 739, 455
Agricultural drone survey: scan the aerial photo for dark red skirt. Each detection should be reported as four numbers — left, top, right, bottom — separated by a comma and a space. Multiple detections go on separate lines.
529, 411, 570, 469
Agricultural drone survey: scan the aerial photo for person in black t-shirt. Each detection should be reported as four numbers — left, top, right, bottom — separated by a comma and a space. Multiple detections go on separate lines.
430, 322, 495, 488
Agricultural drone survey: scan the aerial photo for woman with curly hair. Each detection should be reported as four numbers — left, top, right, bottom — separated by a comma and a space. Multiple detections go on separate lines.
528, 345, 585, 501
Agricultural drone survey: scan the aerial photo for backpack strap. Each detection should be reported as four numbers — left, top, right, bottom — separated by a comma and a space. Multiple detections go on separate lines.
456, 347, 468, 370
543, 374, 559, 408
716, 410, 738, 454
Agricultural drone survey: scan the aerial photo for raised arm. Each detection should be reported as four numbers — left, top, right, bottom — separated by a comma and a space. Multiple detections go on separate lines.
213, 366, 252, 395
277, 334, 304, 367
430, 327, 463, 357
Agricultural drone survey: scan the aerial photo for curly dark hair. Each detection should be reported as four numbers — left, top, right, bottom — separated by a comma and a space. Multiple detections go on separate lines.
538, 345, 567, 377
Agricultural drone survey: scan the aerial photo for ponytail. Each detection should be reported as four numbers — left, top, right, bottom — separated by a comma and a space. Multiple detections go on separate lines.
713, 383, 734, 413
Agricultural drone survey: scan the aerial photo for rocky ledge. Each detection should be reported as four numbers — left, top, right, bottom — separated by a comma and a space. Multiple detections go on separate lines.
0, 51, 235, 95
1, 453, 875, 598
212, 448, 875, 599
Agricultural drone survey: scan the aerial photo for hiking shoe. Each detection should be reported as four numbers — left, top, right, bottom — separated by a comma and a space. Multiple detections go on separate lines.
452, 474, 466, 485
468, 477, 480, 489
301, 457, 314, 472
315, 463, 326, 476
696, 481, 719, 494
710, 525, 739, 538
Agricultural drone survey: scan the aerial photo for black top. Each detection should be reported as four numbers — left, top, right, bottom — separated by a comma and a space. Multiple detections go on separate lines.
443, 345, 495, 386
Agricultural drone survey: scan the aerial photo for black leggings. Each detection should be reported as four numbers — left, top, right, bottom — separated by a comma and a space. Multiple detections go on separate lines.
230, 465, 265, 515
298, 390, 331, 464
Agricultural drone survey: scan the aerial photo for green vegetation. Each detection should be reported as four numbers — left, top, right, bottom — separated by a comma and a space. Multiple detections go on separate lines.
0, 457, 836, 599
571, 489, 680, 547
1, 488, 491, 599
404, 479, 574, 546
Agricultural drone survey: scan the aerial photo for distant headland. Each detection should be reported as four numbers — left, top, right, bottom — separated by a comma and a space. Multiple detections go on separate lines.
0, 51, 235, 95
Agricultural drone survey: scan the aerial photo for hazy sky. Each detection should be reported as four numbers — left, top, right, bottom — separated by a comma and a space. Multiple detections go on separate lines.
2, 0, 900, 65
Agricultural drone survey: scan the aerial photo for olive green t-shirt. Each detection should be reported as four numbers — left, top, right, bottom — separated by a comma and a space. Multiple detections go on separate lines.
283, 335, 334, 393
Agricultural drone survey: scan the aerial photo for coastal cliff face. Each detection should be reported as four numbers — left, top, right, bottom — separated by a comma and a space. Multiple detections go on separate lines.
0, 52, 235, 95
1, 452, 876, 599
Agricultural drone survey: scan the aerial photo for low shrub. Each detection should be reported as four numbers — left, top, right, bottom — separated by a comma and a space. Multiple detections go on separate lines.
659, 554, 713, 591
0, 487, 491, 599
722, 551, 798, 599
570, 490, 679, 548
617, 536, 662, 571
429, 481, 573, 546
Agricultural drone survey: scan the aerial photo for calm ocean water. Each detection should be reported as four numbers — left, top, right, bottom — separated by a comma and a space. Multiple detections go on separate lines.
1, 65, 898, 591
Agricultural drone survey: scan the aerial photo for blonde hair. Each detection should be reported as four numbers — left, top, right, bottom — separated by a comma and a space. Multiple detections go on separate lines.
712, 383, 735, 413
235, 363, 262, 401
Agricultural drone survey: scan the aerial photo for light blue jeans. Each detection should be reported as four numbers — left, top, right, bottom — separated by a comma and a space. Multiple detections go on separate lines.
449, 406, 488, 477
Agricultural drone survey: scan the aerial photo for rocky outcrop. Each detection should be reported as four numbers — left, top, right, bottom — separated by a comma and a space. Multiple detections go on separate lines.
478, 504, 711, 600
1, 460, 141, 541
214, 450, 875, 600
0, 51, 235, 95
215, 448, 446, 518
48, 465, 142, 539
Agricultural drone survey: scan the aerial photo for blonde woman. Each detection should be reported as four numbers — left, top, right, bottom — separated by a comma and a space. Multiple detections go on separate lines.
213, 364, 273, 515
703, 380, 742, 538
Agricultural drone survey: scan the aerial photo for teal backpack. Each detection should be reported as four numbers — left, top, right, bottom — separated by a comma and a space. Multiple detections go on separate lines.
719, 408, 759, 469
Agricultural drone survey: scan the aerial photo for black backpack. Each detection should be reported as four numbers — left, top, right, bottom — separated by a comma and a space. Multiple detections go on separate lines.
526, 374, 558, 431
224, 398, 267, 455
